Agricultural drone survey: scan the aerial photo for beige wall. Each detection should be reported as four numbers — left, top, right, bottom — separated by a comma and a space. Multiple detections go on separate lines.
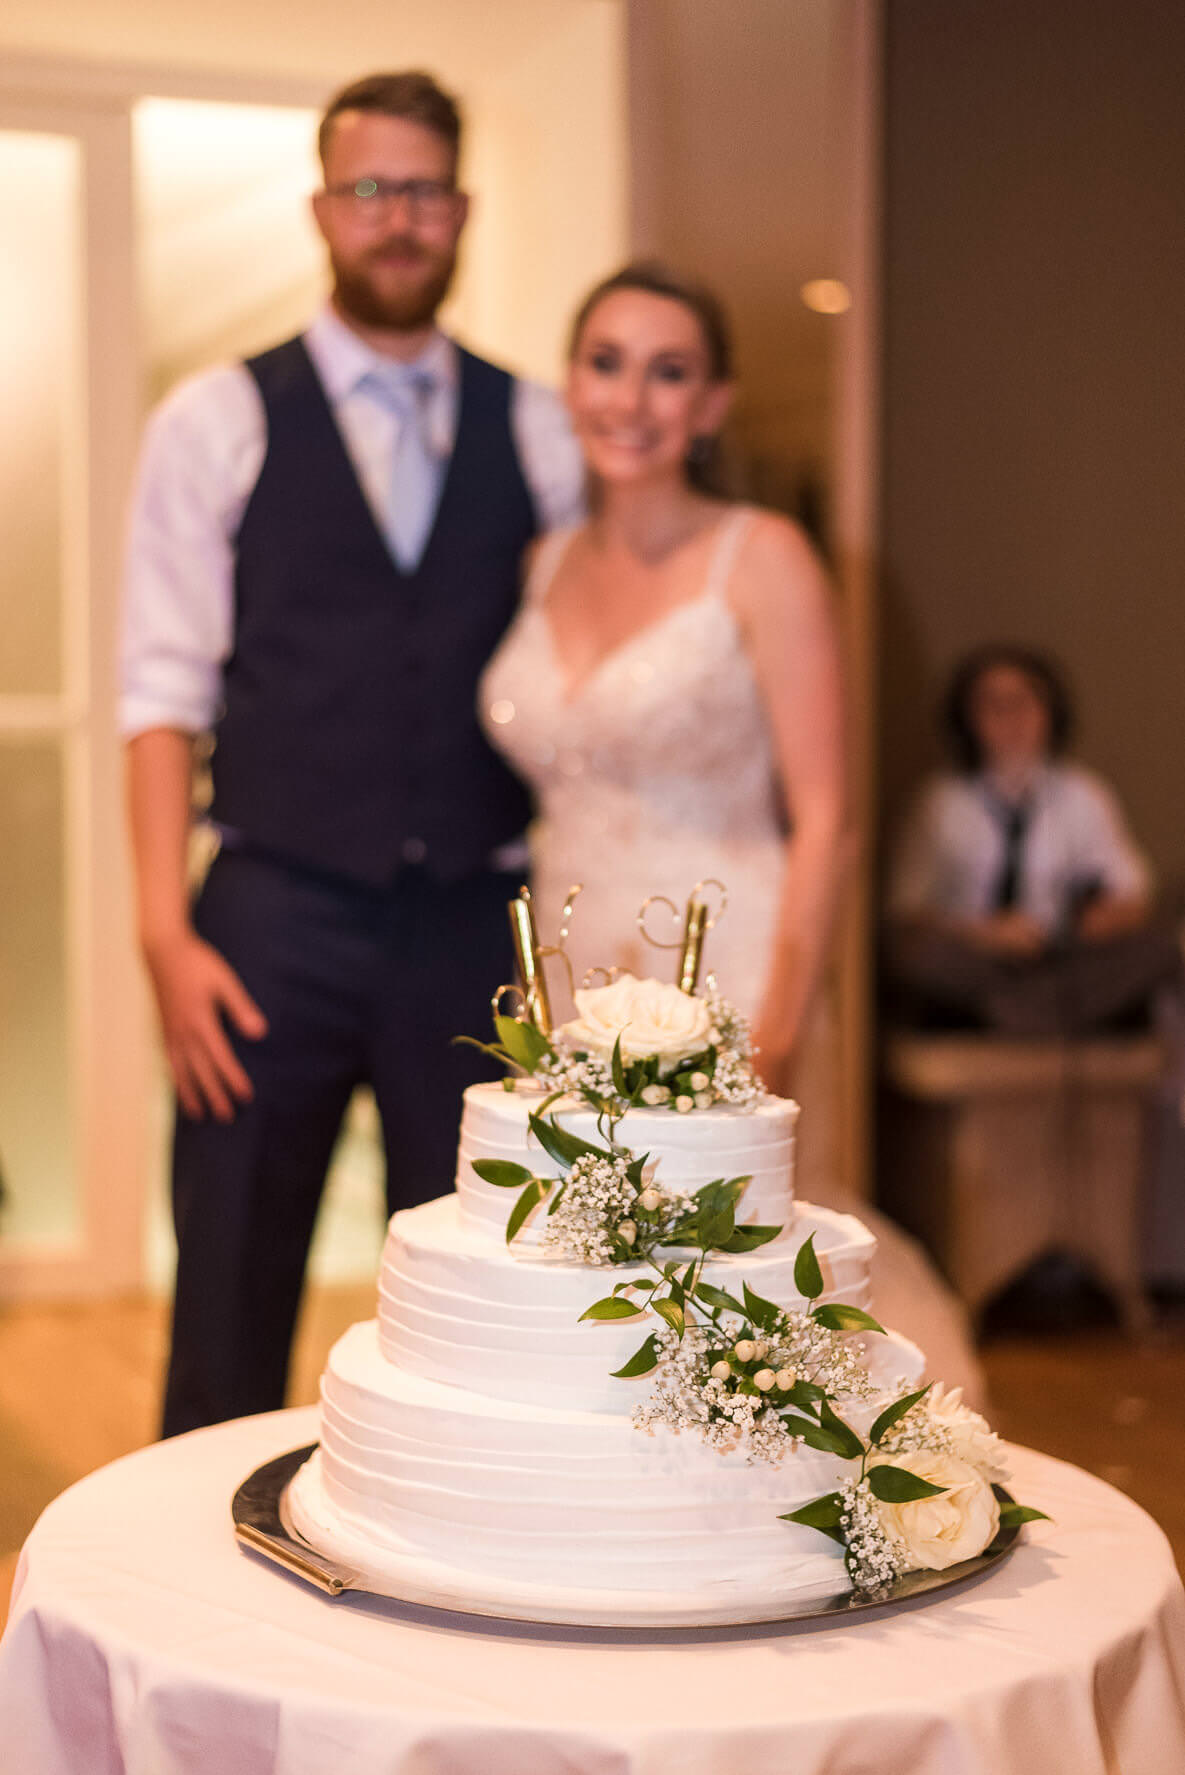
625, 0, 852, 510
881, 0, 1185, 887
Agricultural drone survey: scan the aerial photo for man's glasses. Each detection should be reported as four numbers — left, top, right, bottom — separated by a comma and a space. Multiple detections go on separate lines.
320, 177, 460, 221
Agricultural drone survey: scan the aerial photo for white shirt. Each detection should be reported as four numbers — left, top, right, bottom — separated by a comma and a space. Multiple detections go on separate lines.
119, 306, 584, 737
887, 762, 1151, 934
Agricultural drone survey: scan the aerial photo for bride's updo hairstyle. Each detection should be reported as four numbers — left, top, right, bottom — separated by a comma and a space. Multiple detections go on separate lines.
567, 261, 734, 493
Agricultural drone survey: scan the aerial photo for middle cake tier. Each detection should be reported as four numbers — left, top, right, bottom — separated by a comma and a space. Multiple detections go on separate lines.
377, 1194, 878, 1413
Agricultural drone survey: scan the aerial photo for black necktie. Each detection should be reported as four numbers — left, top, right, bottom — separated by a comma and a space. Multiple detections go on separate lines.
991, 797, 1031, 912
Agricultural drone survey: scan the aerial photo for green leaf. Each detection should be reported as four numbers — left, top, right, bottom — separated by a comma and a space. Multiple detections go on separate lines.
506, 1178, 550, 1243
867, 1464, 948, 1503
700, 1200, 736, 1252
780, 1414, 859, 1457
580, 1295, 647, 1321
812, 1303, 886, 1334
869, 1385, 932, 1447
545, 1181, 566, 1216
693, 1282, 746, 1315
610, 1032, 629, 1096
817, 1397, 865, 1461
527, 1112, 606, 1169
472, 1159, 536, 1189
626, 1153, 651, 1190
742, 1282, 781, 1332
652, 1297, 685, 1336
494, 1014, 553, 1072
793, 1231, 824, 1301
784, 1378, 825, 1408
721, 1224, 782, 1254
779, 1492, 844, 1529
611, 1334, 661, 1378
997, 1502, 1051, 1529
452, 1034, 514, 1064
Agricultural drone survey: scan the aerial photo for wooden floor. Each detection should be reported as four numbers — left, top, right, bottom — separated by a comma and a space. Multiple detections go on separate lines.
2, 1286, 1183, 1633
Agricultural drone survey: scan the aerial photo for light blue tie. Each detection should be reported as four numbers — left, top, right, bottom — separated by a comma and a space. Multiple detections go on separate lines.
368, 367, 442, 572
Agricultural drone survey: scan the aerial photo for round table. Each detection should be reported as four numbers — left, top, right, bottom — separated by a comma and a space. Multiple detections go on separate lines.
2, 1407, 1183, 1775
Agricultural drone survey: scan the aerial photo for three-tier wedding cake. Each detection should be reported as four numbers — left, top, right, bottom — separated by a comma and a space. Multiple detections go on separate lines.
288, 958, 1027, 1625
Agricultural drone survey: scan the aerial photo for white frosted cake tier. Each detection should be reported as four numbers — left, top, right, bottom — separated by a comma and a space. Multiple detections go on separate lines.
455, 1082, 799, 1237
377, 1195, 876, 1412
287, 1306, 926, 1622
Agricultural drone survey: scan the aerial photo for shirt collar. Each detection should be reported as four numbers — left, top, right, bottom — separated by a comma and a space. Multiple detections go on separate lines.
303, 303, 458, 406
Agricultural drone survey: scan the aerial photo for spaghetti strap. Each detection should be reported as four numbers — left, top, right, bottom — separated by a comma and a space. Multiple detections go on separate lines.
524, 525, 580, 606
705, 506, 755, 601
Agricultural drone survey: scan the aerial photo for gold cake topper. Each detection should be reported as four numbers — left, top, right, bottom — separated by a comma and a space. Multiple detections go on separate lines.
637, 878, 728, 996
496, 879, 730, 1034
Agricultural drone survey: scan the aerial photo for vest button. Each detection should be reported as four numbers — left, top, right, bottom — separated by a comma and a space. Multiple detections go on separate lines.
401, 836, 428, 865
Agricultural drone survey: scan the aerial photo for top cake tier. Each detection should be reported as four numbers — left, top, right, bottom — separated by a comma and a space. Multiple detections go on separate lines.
454, 1082, 799, 1238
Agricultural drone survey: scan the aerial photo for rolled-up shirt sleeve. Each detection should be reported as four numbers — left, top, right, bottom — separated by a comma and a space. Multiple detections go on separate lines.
1068, 769, 1153, 902
119, 366, 265, 738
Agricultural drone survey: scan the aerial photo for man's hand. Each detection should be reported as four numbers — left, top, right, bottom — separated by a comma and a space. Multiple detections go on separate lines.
145, 931, 268, 1121
959, 909, 1048, 959
1076, 895, 1149, 944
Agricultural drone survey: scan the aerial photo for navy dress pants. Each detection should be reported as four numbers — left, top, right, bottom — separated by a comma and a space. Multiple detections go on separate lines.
161, 849, 520, 1438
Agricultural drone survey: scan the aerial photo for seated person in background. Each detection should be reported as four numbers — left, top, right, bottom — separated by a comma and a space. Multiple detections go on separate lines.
884, 644, 1180, 1035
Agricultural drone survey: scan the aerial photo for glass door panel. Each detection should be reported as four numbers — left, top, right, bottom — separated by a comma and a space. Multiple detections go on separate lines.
0, 131, 81, 697
0, 128, 85, 1260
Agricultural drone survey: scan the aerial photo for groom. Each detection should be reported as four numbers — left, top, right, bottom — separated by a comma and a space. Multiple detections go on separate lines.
122, 71, 582, 1436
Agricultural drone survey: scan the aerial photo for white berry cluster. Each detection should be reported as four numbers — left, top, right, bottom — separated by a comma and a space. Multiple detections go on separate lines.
634, 1310, 874, 1462
837, 1476, 908, 1592
767, 1310, 878, 1403
541, 1152, 641, 1266
634, 1326, 794, 1462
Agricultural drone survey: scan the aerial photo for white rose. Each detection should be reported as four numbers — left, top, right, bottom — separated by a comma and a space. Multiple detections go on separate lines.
873, 1447, 1000, 1571
924, 1384, 1010, 1483
560, 975, 714, 1066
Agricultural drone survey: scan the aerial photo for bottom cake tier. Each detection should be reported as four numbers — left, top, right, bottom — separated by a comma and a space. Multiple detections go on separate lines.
287, 1227, 928, 1624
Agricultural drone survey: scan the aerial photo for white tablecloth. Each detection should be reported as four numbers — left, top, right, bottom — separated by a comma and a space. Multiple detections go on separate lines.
2, 1406, 1183, 1775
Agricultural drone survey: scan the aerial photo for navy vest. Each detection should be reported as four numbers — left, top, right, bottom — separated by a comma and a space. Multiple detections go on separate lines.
210, 337, 538, 887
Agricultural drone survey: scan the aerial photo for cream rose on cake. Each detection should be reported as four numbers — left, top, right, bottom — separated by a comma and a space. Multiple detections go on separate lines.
923, 1383, 1010, 1483
560, 975, 714, 1068
873, 1447, 1001, 1571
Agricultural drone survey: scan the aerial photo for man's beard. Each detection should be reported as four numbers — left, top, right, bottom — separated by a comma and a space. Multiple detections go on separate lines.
331, 240, 457, 331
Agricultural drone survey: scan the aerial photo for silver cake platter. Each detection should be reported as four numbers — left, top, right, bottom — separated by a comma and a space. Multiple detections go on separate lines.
233, 1443, 1024, 1629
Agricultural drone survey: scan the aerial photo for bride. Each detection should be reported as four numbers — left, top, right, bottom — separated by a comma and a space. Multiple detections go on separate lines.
480, 262, 983, 1399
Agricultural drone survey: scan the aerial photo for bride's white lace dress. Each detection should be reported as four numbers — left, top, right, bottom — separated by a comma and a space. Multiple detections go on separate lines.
480, 507, 983, 1399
